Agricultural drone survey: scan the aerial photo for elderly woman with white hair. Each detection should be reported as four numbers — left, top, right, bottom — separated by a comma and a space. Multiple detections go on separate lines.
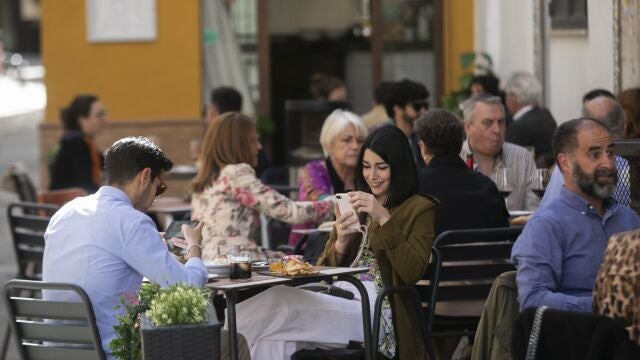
288, 109, 368, 245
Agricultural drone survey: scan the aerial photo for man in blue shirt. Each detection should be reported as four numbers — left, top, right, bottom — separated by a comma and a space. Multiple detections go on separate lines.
42, 137, 208, 357
541, 93, 630, 208
512, 118, 640, 312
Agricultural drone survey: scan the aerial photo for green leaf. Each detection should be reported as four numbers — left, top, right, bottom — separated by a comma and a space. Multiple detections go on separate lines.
460, 52, 476, 70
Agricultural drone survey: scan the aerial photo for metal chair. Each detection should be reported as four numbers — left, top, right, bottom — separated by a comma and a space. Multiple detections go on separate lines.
372, 247, 442, 360
3, 279, 106, 360
2, 203, 59, 359
8, 202, 59, 281
431, 226, 523, 340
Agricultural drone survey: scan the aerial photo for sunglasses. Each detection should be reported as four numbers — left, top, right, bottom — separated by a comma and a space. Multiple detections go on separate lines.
155, 177, 168, 197
411, 100, 429, 112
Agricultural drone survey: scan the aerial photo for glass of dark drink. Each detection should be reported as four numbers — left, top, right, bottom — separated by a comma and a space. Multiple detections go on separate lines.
491, 168, 514, 201
532, 168, 549, 198
229, 252, 252, 280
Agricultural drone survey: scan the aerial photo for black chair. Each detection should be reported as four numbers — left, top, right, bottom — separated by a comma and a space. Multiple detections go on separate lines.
8, 202, 59, 281
293, 248, 442, 360
372, 247, 442, 360
2, 203, 59, 359
7, 166, 38, 203
431, 226, 523, 340
3, 279, 105, 360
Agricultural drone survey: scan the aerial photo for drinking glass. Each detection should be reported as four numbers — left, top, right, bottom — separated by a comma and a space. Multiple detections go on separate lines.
228, 251, 251, 280
532, 168, 549, 198
492, 167, 514, 199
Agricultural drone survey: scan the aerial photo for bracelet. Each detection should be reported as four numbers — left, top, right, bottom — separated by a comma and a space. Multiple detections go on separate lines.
187, 244, 202, 255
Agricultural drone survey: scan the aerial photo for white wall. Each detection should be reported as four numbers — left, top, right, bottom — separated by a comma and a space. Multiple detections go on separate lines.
474, 0, 535, 81
475, 0, 616, 124
547, 0, 615, 123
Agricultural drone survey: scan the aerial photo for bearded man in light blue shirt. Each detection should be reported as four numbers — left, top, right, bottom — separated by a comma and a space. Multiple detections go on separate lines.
512, 118, 640, 312
42, 137, 208, 357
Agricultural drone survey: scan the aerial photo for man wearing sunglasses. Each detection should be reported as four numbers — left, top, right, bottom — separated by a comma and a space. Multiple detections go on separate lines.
383, 79, 431, 170
42, 137, 210, 358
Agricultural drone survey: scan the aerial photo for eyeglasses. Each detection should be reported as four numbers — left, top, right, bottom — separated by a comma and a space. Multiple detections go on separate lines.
155, 177, 168, 197
411, 100, 429, 112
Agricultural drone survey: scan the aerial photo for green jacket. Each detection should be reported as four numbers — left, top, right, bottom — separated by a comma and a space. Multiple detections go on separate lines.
318, 194, 437, 359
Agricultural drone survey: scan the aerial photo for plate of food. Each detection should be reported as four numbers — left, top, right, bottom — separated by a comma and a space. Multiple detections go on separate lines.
261, 258, 319, 277
204, 256, 230, 275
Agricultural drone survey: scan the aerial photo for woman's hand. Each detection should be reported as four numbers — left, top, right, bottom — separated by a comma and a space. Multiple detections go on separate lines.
333, 202, 359, 255
349, 191, 391, 226
182, 221, 204, 259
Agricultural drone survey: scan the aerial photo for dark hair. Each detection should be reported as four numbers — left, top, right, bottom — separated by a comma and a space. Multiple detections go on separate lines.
309, 73, 345, 100
469, 74, 501, 96
582, 89, 615, 103
373, 81, 394, 104
105, 137, 173, 185
414, 109, 465, 157
60, 95, 98, 131
384, 79, 430, 118
190, 112, 256, 193
211, 87, 243, 114
618, 87, 640, 138
355, 126, 418, 208
551, 118, 611, 165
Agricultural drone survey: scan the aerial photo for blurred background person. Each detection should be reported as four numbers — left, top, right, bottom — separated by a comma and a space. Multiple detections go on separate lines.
289, 109, 368, 245
190, 112, 333, 260
618, 87, 640, 139
504, 71, 557, 168
384, 79, 430, 170
361, 81, 394, 130
49, 94, 107, 193
415, 109, 509, 235
309, 72, 348, 102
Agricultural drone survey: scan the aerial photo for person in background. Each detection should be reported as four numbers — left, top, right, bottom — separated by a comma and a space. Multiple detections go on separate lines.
384, 79, 430, 170
190, 112, 333, 260
361, 81, 394, 130
511, 118, 640, 312
541, 91, 630, 208
504, 72, 557, 167
234, 126, 436, 359
289, 109, 368, 245
460, 94, 539, 211
201, 86, 269, 177
415, 109, 509, 235
618, 87, 640, 138
309, 73, 348, 102
49, 94, 107, 193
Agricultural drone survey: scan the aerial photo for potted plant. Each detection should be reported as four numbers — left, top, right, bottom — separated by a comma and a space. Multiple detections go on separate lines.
109, 283, 219, 360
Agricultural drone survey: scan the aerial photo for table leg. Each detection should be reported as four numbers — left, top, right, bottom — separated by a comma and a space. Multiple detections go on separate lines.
225, 290, 239, 360
338, 276, 373, 360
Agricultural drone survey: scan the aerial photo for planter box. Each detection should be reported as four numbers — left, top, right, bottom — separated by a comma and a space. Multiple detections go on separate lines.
141, 316, 221, 360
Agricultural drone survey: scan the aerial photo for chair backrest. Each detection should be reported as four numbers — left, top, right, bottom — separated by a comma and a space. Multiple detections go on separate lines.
8, 202, 59, 280
433, 226, 523, 302
9, 170, 38, 203
3, 279, 106, 360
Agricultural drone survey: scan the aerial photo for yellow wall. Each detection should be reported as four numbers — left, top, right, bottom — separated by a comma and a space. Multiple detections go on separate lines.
41, 0, 202, 123
443, 0, 475, 95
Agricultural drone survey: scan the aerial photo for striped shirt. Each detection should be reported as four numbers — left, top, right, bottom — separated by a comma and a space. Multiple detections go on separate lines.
461, 140, 540, 211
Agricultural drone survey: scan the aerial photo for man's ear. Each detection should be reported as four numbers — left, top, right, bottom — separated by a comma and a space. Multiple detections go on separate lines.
139, 168, 153, 187
393, 104, 404, 124
463, 120, 472, 136
557, 153, 571, 173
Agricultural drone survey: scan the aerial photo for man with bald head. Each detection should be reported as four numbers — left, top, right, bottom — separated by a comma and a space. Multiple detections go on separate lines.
512, 118, 640, 312
541, 91, 630, 207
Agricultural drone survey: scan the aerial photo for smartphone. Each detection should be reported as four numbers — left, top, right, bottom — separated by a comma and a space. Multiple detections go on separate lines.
164, 220, 199, 240
335, 193, 359, 232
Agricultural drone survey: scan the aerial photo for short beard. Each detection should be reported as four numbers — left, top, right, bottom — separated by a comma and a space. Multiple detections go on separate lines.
572, 163, 617, 199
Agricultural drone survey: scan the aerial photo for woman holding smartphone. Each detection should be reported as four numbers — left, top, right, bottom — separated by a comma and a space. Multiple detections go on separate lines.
236, 126, 436, 360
